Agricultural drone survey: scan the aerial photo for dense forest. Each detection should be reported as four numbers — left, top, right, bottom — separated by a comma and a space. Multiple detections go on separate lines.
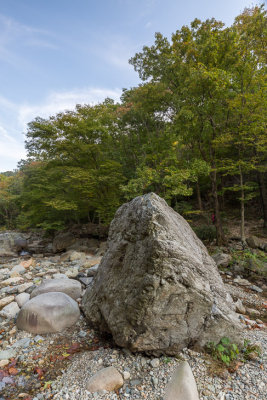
0, 5, 266, 245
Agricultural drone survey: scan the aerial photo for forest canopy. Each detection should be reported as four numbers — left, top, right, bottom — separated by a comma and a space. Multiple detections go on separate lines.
1, 5, 266, 245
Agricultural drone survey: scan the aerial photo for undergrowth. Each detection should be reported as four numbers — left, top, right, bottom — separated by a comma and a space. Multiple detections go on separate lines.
206, 337, 261, 367
231, 248, 267, 277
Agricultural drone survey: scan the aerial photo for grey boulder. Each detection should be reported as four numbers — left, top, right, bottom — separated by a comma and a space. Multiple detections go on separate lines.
0, 232, 22, 257
164, 361, 199, 400
0, 301, 20, 319
30, 278, 82, 300
52, 232, 76, 253
14, 237, 28, 253
82, 193, 242, 355
15, 292, 30, 307
212, 252, 232, 268
246, 235, 266, 251
16, 292, 80, 333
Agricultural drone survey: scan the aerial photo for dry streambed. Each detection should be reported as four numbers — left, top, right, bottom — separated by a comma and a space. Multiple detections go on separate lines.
0, 252, 266, 400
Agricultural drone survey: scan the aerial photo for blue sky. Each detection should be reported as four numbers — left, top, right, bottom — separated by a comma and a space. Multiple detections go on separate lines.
0, 0, 262, 171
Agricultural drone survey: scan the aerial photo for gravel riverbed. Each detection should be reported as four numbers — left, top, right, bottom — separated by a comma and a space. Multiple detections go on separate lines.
0, 253, 266, 400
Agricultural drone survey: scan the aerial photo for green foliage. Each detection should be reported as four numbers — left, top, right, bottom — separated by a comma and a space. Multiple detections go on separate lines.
0, 172, 22, 228
231, 249, 267, 277
207, 337, 261, 367
207, 337, 240, 366
193, 224, 217, 242
162, 357, 172, 364
129, 4, 267, 243
173, 201, 193, 216
18, 101, 126, 229
1, 5, 266, 235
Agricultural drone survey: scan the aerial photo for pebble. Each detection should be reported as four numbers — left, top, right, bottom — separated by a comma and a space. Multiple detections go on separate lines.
0, 249, 266, 400
0, 301, 20, 319
0, 359, 9, 367
150, 358, 160, 368
250, 285, 263, 293
0, 349, 17, 360
0, 295, 15, 308
123, 371, 130, 380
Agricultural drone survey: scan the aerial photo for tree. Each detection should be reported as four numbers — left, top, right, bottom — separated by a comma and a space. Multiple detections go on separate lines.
216, 5, 267, 240
0, 172, 22, 228
20, 100, 126, 229
129, 5, 267, 243
118, 84, 206, 203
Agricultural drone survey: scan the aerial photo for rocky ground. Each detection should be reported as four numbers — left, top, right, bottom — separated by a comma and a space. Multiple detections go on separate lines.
0, 249, 266, 400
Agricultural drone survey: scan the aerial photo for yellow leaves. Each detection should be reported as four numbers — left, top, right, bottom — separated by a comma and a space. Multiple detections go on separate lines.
44, 199, 78, 211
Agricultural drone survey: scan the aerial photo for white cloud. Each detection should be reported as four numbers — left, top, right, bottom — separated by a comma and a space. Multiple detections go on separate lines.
0, 87, 122, 171
18, 87, 122, 131
0, 126, 17, 143
0, 124, 26, 172
0, 136, 26, 161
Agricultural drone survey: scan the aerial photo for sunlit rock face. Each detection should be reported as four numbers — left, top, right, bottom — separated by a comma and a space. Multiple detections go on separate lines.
82, 193, 242, 355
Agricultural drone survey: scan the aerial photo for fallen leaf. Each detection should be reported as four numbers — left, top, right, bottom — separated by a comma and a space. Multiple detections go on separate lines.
34, 367, 45, 379
8, 358, 17, 367
228, 361, 243, 373
0, 369, 9, 379
8, 367, 19, 375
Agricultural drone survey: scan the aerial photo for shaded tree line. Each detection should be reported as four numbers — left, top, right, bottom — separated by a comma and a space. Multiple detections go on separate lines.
1, 5, 266, 244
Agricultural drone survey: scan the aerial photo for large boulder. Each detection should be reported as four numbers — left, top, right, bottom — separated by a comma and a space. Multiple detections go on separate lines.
246, 236, 267, 251
17, 292, 80, 333
82, 193, 242, 355
52, 232, 76, 253
30, 278, 82, 300
0, 232, 26, 257
14, 237, 28, 253
0, 231, 52, 256
212, 252, 232, 268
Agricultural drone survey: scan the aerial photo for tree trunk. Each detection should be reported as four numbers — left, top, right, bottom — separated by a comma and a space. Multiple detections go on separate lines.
220, 175, 225, 211
258, 171, 267, 230
196, 181, 203, 211
210, 169, 226, 246
239, 165, 245, 243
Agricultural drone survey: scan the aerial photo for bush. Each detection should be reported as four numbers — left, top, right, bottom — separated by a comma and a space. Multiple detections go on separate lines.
206, 337, 261, 367
173, 201, 193, 216
206, 337, 239, 366
193, 224, 217, 242
231, 249, 267, 277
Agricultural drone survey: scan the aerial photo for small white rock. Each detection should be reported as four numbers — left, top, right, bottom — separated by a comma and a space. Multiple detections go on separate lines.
0, 295, 15, 308
86, 366, 123, 392
11, 264, 26, 275
123, 371, 130, 380
150, 358, 160, 368
0, 301, 20, 319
